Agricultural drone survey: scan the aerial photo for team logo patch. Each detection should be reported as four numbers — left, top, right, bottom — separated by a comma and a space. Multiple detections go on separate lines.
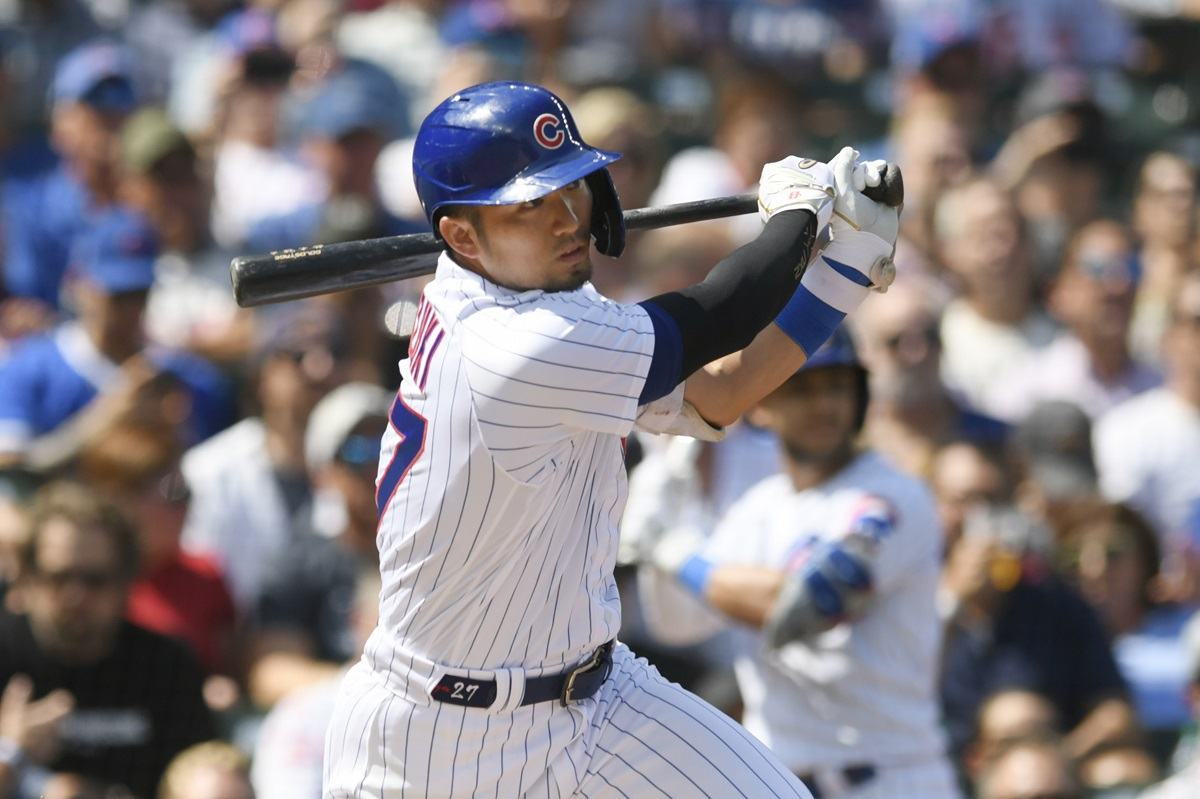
533, 113, 565, 149
794, 158, 817, 169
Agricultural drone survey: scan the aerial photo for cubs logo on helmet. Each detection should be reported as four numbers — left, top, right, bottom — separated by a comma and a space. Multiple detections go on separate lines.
533, 113, 565, 149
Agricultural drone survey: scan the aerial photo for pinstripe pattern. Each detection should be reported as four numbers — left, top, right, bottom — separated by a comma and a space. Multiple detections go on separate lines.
326, 254, 807, 796
324, 647, 814, 798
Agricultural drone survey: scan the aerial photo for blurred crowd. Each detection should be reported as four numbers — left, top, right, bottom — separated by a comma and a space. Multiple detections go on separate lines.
0, 0, 1198, 797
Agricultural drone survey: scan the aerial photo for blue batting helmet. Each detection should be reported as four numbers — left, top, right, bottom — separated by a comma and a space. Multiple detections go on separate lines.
798, 326, 870, 430
412, 82, 626, 256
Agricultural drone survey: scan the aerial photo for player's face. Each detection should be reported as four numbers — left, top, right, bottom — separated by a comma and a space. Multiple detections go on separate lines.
758, 366, 860, 464
456, 180, 594, 292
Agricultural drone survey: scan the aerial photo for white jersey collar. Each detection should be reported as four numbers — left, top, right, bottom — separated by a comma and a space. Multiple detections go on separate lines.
434, 251, 538, 299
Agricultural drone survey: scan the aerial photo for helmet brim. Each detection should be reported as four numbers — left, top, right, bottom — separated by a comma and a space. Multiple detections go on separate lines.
438, 146, 621, 210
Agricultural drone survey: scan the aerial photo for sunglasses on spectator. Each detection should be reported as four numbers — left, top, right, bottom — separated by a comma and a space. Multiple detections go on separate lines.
1077, 253, 1138, 285
34, 567, 122, 591
337, 435, 381, 470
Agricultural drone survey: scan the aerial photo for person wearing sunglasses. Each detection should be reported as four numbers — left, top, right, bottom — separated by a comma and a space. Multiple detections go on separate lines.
991, 219, 1160, 423
0, 482, 212, 798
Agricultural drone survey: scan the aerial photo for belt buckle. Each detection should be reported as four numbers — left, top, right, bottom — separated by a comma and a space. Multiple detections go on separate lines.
560, 645, 606, 706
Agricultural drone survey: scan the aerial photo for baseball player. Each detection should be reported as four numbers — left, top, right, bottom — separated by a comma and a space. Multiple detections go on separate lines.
322, 81, 899, 797
636, 331, 962, 799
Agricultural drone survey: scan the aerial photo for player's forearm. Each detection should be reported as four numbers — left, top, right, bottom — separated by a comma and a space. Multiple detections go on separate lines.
684, 324, 808, 427
703, 565, 786, 629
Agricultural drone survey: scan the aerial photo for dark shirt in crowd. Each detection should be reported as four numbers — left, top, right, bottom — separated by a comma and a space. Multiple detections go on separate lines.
0, 610, 214, 797
940, 573, 1128, 757
256, 531, 367, 663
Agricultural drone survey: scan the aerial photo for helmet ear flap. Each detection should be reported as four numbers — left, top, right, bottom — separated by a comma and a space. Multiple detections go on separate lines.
585, 170, 625, 258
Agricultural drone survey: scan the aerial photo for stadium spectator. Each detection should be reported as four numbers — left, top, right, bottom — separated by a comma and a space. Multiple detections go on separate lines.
855, 280, 1008, 477
1009, 401, 1103, 532
975, 736, 1083, 799
180, 303, 348, 612
247, 382, 389, 708
0, 482, 213, 797
1130, 152, 1197, 367
117, 107, 251, 365
940, 503, 1139, 765
930, 439, 1017, 552
244, 61, 420, 253
78, 420, 236, 678
202, 9, 323, 248
1057, 502, 1196, 754
158, 740, 253, 799
0, 208, 233, 471
991, 220, 1160, 421
3, 41, 139, 311
250, 564, 379, 799
1138, 610, 1200, 798
935, 177, 1057, 418
1095, 271, 1200, 601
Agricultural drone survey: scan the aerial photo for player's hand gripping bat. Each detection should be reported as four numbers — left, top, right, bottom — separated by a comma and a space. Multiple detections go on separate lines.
230, 163, 903, 308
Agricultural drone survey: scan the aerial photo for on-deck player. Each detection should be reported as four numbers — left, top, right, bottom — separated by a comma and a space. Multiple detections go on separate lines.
323, 81, 899, 797
634, 330, 962, 799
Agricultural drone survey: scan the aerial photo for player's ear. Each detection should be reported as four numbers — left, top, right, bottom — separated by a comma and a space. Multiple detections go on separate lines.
439, 215, 482, 260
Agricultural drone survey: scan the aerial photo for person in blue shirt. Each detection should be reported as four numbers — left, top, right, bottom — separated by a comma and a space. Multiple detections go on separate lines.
0, 208, 232, 471
243, 60, 425, 254
2, 40, 141, 311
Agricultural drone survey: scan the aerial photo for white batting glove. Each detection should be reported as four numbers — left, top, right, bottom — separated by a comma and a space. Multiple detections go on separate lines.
757, 156, 836, 230
822, 146, 898, 293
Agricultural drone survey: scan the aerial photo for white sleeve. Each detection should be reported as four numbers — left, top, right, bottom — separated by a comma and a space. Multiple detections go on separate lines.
461, 293, 656, 441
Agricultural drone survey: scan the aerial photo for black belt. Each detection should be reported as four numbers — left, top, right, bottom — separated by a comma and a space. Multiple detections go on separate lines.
430, 641, 614, 709
796, 765, 877, 799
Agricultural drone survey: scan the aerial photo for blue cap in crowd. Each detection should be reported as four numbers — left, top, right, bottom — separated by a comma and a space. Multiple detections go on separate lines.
215, 7, 279, 56
52, 41, 139, 113
300, 60, 409, 141
71, 209, 159, 293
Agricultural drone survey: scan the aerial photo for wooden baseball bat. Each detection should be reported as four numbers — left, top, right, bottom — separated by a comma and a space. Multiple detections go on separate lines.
230, 164, 903, 307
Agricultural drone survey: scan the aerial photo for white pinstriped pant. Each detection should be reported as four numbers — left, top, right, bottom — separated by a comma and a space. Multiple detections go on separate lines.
324, 643, 813, 798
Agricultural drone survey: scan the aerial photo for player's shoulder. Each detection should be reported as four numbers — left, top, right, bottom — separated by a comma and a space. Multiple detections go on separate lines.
837, 451, 937, 516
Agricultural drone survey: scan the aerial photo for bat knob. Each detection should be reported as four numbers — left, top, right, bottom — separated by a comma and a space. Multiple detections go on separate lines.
862, 163, 904, 208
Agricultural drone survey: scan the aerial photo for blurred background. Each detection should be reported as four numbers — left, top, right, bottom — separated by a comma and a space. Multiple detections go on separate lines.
0, 1, 1199, 797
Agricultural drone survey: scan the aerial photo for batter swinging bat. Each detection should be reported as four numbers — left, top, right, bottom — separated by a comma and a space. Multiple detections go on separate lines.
230, 163, 903, 308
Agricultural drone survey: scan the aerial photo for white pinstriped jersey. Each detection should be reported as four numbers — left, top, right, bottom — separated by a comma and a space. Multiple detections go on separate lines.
364, 253, 656, 679
327, 253, 813, 799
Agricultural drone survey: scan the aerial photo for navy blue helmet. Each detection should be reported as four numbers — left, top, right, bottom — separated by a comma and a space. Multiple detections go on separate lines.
798, 326, 870, 431
412, 82, 625, 256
